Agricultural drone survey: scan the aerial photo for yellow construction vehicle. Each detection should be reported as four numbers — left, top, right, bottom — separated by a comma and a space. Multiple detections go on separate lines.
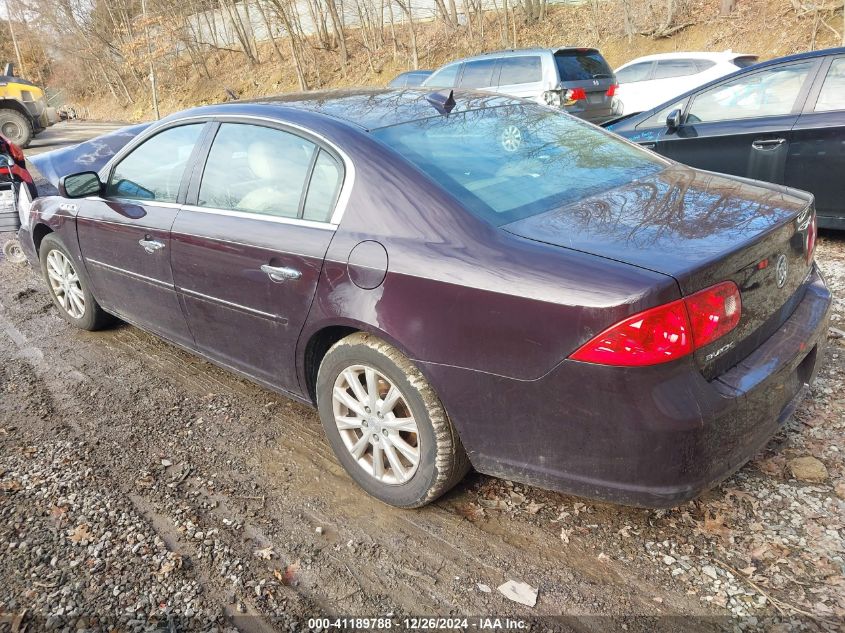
0, 63, 55, 148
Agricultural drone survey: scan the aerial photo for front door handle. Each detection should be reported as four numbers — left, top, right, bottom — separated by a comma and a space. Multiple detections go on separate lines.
261, 264, 302, 282
639, 142, 656, 149
139, 238, 165, 254
751, 138, 786, 150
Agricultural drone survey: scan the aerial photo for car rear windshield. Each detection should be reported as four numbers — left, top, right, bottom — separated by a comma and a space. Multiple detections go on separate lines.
554, 50, 613, 81
371, 104, 666, 226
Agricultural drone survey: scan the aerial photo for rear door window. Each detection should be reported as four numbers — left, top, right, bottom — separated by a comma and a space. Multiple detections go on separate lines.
616, 62, 653, 84
814, 57, 845, 112
302, 150, 343, 222
653, 59, 700, 79
106, 124, 204, 202
458, 59, 499, 89
498, 56, 543, 85
554, 50, 613, 81
198, 123, 315, 219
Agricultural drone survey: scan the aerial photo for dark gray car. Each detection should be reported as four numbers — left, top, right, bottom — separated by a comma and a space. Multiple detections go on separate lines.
423, 47, 620, 124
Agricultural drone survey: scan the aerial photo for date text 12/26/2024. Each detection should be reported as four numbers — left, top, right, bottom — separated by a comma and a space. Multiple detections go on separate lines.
307, 617, 528, 630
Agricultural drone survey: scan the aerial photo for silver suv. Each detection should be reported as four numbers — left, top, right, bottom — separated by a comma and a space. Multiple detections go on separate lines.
422, 47, 620, 124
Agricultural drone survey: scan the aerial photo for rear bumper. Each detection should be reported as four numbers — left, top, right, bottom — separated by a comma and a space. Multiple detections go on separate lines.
424, 266, 832, 507
817, 213, 845, 231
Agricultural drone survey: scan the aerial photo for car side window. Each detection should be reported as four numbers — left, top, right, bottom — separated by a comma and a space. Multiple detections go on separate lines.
302, 150, 343, 222
498, 57, 542, 85
198, 123, 316, 219
616, 62, 653, 84
694, 60, 716, 72
106, 124, 204, 202
653, 59, 699, 79
814, 58, 845, 112
686, 61, 814, 123
458, 59, 498, 89
425, 64, 460, 88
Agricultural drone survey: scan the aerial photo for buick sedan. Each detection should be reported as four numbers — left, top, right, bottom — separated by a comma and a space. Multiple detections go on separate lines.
20, 90, 831, 508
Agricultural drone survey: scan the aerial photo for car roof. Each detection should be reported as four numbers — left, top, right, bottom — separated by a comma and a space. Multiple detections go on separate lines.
617, 51, 756, 67
167, 88, 524, 132
610, 46, 845, 127
449, 46, 602, 64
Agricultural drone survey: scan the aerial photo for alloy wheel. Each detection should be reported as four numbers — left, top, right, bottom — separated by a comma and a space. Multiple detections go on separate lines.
46, 250, 85, 319
332, 364, 421, 485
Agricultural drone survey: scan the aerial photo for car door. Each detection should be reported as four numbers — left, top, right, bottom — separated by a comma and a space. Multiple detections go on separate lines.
171, 120, 344, 393
785, 55, 845, 224
614, 60, 655, 114
660, 60, 820, 184
76, 122, 208, 347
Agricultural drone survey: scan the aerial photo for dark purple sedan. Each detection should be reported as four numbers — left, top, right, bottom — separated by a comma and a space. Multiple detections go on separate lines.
19, 90, 831, 508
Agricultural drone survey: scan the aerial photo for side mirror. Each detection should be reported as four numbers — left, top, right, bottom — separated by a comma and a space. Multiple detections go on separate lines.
666, 108, 683, 131
59, 171, 102, 199
0, 153, 13, 168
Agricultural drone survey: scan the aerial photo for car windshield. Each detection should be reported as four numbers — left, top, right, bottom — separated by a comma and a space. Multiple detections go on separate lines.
372, 104, 666, 226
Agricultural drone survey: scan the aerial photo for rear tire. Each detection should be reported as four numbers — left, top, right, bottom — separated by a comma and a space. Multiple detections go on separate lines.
39, 234, 112, 331
317, 332, 470, 508
0, 108, 33, 149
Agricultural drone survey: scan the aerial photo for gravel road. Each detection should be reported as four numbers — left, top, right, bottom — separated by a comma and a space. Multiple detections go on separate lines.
0, 122, 843, 632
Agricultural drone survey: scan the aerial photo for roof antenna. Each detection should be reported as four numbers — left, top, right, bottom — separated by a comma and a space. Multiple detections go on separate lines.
426, 89, 456, 114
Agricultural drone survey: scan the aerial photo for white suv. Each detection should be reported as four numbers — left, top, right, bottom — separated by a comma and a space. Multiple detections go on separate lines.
614, 51, 758, 115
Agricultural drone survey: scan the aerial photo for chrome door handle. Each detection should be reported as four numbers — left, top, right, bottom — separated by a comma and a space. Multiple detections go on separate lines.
751, 138, 785, 150
139, 238, 165, 254
261, 264, 302, 282
639, 142, 656, 149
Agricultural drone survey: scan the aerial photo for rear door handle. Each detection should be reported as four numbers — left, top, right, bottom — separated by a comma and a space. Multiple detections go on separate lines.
139, 238, 165, 254
639, 142, 656, 149
261, 264, 302, 282
751, 138, 786, 150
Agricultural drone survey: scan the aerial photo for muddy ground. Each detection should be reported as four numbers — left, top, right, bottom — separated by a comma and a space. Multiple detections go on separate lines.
0, 123, 843, 632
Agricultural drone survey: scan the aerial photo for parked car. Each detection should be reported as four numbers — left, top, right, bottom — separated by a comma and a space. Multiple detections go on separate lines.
614, 51, 758, 115
387, 70, 433, 88
607, 47, 845, 229
23, 89, 829, 509
422, 47, 620, 124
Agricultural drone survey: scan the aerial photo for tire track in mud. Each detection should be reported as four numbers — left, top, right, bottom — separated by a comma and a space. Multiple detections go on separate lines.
0, 264, 721, 631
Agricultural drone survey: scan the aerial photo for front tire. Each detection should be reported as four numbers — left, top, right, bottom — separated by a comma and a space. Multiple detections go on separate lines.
39, 234, 112, 331
317, 333, 470, 508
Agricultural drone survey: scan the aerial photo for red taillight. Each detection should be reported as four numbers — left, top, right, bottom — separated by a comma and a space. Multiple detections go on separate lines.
570, 300, 693, 366
565, 88, 587, 101
0, 134, 25, 164
684, 281, 742, 350
806, 213, 817, 265
606, 84, 617, 97
570, 281, 742, 367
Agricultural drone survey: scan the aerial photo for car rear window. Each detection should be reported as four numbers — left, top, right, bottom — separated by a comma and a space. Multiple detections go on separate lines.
498, 56, 543, 85
554, 50, 613, 81
372, 104, 665, 226
653, 59, 700, 79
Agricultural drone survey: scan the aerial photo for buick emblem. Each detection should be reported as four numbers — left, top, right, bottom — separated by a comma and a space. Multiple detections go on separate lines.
775, 254, 788, 288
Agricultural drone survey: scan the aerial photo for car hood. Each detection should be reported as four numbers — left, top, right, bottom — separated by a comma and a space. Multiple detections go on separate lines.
28, 123, 150, 188
502, 164, 811, 292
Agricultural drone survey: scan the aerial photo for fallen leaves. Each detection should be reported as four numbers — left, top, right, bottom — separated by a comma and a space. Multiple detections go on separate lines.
253, 545, 276, 560
68, 523, 93, 544
0, 479, 22, 493
157, 552, 183, 577
274, 560, 300, 586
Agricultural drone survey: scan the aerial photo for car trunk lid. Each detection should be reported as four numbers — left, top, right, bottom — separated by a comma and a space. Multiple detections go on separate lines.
503, 165, 815, 378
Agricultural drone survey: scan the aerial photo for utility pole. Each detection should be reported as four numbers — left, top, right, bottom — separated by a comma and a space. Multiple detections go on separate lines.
141, 0, 160, 120
4, 0, 26, 76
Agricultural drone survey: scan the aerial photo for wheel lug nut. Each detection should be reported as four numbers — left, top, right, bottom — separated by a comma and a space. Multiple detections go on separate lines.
361, 420, 368, 427
372, 434, 379, 441
365, 406, 371, 413
377, 412, 383, 418
382, 429, 388, 437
